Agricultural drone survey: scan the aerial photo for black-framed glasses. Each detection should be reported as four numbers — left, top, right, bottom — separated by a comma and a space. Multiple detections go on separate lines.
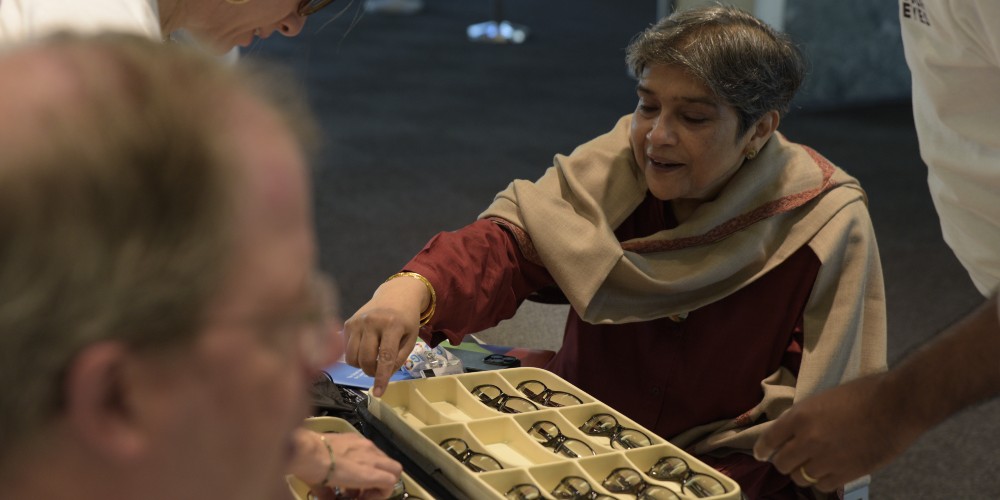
297, 0, 337, 16
214, 271, 341, 371
647, 456, 727, 498
485, 353, 521, 367
438, 438, 503, 473
527, 420, 595, 458
506, 483, 545, 500
471, 384, 539, 413
550, 476, 616, 500
517, 380, 584, 407
578, 413, 652, 449
602, 467, 680, 500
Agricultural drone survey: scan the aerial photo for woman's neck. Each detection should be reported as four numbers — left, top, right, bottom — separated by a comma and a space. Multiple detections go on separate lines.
670, 199, 702, 224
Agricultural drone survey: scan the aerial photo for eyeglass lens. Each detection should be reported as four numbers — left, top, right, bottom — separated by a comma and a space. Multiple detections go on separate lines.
602, 467, 680, 500
551, 476, 617, 500
647, 456, 726, 497
471, 383, 539, 413
438, 438, 503, 473
579, 413, 652, 449
516, 380, 584, 407
505, 483, 544, 500
299, 272, 339, 368
527, 420, 595, 458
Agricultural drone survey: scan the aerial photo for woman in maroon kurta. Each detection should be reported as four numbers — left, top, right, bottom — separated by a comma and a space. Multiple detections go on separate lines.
404, 200, 821, 497
344, 7, 886, 499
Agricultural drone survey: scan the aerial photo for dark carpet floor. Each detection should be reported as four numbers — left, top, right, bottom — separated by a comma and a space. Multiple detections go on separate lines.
243, 1, 998, 497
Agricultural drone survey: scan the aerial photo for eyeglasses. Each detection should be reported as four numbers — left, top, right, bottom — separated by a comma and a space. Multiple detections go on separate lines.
550, 476, 617, 500
297, 0, 337, 16
647, 456, 727, 498
602, 467, 680, 500
527, 420, 595, 458
471, 383, 539, 413
438, 438, 503, 473
578, 413, 652, 449
216, 272, 341, 371
266, 272, 340, 370
296, 272, 342, 369
505, 483, 545, 500
485, 353, 521, 367
517, 380, 584, 407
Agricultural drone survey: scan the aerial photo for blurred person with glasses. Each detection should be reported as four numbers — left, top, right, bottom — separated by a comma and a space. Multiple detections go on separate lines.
345, 5, 886, 498
0, 0, 341, 53
0, 34, 399, 500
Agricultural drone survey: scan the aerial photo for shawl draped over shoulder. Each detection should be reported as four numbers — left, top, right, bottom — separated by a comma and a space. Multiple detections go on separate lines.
480, 114, 887, 454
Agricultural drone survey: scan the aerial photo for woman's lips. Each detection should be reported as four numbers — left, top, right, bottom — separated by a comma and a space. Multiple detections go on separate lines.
649, 157, 684, 170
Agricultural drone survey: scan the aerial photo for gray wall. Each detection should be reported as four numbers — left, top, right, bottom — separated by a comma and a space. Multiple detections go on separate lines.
786, 1, 911, 108
675, 0, 912, 109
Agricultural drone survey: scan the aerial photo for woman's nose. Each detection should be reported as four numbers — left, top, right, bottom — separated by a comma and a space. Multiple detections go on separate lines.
279, 12, 307, 37
647, 117, 677, 145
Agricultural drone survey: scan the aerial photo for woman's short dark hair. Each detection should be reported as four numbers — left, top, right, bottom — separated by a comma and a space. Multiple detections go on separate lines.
626, 5, 806, 137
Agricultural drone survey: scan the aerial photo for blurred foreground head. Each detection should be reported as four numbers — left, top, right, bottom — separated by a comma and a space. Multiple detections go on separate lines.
0, 33, 336, 500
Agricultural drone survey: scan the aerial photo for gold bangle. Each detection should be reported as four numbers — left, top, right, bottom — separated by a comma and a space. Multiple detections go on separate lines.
385, 271, 437, 326
319, 434, 336, 489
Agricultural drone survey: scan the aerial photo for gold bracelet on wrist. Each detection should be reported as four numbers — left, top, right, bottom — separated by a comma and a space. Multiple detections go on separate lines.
319, 433, 336, 489
384, 271, 437, 327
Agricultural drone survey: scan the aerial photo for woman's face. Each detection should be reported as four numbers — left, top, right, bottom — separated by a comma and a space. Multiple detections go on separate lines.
185, 0, 309, 53
629, 64, 761, 202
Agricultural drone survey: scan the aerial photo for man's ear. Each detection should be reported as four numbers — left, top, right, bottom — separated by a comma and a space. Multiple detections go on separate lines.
62, 342, 148, 460
745, 109, 781, 155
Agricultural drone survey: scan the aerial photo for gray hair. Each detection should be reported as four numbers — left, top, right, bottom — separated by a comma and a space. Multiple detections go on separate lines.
0, 33, 315, 466
626, 5, 805, 137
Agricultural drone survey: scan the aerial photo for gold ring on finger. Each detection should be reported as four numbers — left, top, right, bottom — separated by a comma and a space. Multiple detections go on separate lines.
799, 466, 819, 484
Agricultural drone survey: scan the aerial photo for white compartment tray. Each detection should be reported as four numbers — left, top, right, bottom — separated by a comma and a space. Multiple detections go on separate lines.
369, 367, 741, 499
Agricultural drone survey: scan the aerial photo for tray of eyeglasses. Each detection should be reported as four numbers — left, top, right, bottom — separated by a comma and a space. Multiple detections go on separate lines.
367, 367, 741, 499
287, 416, 433, 500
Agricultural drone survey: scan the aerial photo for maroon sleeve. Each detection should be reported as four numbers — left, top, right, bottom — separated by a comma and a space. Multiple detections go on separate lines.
403, 219, 555, 346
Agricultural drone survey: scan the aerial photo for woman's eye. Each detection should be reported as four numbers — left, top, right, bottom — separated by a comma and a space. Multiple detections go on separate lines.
682, 115, 708, 124
637, 103, 658, 114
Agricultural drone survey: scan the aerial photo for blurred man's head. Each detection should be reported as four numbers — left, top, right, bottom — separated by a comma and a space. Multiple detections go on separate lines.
0, 34, 337, 500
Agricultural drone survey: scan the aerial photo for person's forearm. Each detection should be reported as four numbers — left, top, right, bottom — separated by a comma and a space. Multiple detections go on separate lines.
287, 429, 329, 486
884, 293, 1000, 437
405, 219, 554, 339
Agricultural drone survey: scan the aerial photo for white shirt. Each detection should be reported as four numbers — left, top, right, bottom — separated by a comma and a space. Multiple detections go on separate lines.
0, 0, 161, 44
901, 0, 1000, 296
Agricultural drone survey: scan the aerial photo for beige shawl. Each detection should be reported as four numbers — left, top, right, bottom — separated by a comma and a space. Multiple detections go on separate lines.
481, 115, 887, 455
